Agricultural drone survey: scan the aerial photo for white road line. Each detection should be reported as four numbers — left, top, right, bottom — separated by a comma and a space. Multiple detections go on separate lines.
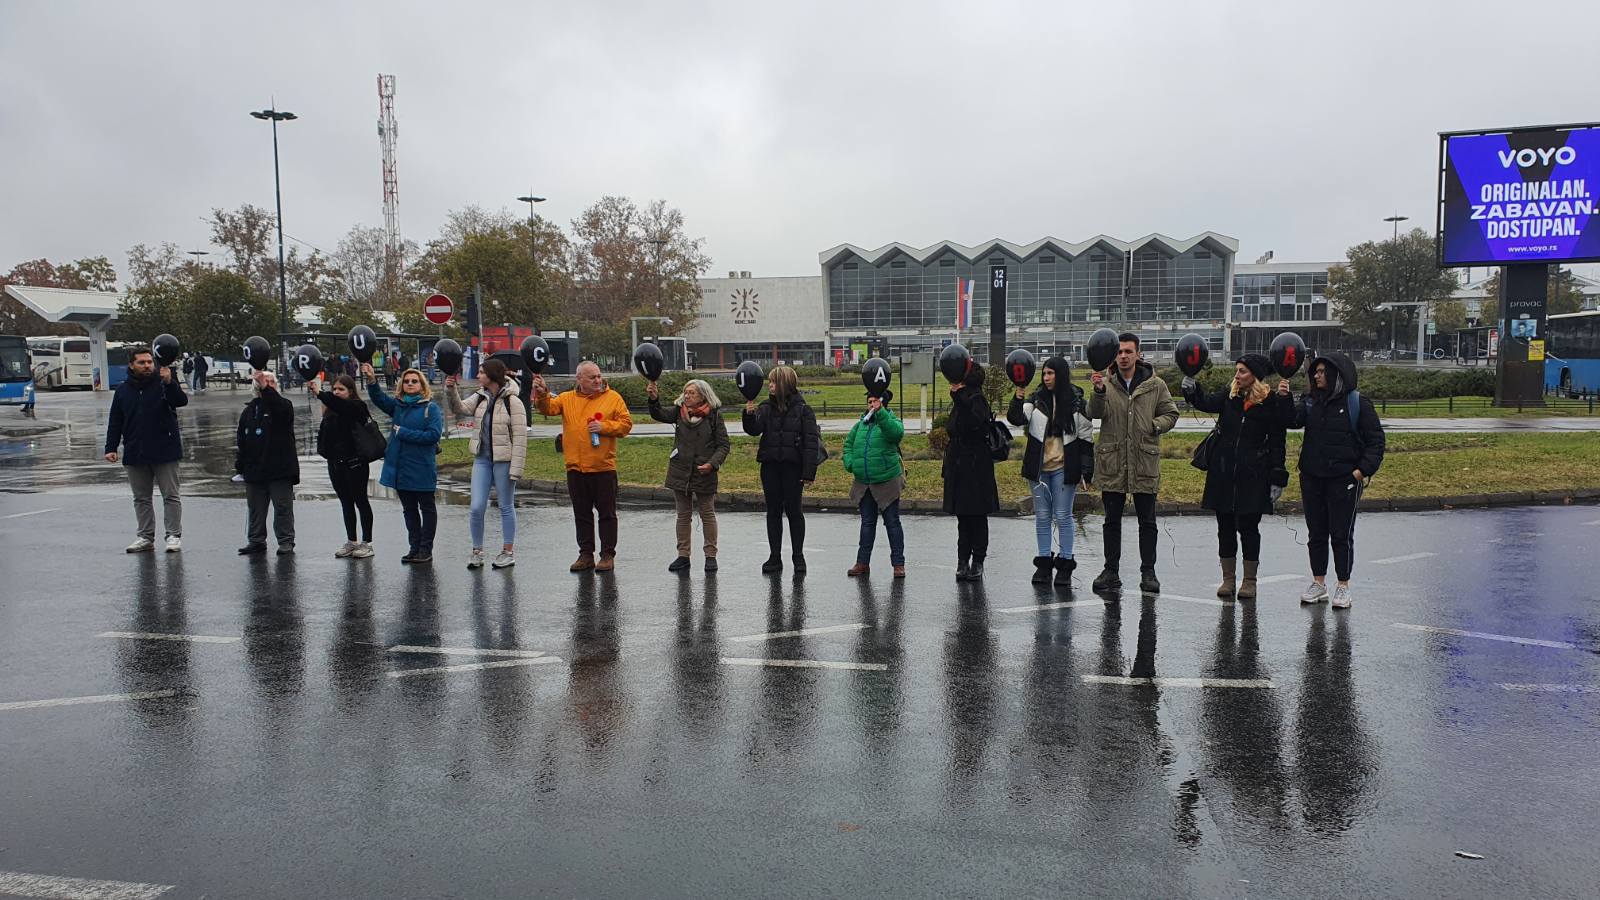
3, 507, 61, 519
1369, 552, 1437, 565
1391, 623, 1579, 650
387, 644, 545, 659
996, 599, 1105, 613
98, 631, 239, 644
1082, 675, 1274, 689
720, 657, 889, 672
1162, 593, 1231, 607
1256, 574, 1305, 585
1584, 519, 1600, 526
0, 869, 174, 899
726, 623, 868, 643
0, 689, 182, 712
1498, 683, 1600, 693
387, 657, 562, 678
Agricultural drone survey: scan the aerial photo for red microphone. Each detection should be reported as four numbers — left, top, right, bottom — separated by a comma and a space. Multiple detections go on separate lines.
591, 412, 603, 447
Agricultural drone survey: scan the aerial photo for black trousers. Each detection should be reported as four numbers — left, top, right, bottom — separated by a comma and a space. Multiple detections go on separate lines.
567, 470, 619, 556
397, 489, 437, 553
1216, 512, 1262, 561
328, 461, 373, 543
956, 514, 989, 562
1302, 474, 1361, 581
760, 462, 805, 557
1102, 491, 1157, 570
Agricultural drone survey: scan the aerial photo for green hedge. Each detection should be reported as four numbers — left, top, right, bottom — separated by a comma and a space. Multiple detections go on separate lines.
1152, 363, 1494, 401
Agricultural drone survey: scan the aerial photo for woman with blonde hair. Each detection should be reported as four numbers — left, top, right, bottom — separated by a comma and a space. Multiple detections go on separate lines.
363, 362, 443, 564
444, 358, 527, 570
742, 365, 821, 575
1181, 354, 1294, 599
648, 377, 731, 573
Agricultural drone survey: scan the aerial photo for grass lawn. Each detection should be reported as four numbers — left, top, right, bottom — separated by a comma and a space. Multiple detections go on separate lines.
440, 431, 1600, 505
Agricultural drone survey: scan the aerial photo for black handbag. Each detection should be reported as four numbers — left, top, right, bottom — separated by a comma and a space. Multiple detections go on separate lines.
352, 417, 388, 463
1191, 426, 1219, 471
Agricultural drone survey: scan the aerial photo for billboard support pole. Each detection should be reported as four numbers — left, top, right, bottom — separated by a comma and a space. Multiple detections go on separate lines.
1494, 263, 1549, 407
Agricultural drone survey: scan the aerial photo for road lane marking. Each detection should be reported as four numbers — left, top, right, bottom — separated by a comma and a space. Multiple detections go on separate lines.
1162, 593, 1231, 607
98, 631, 239, 644
727, 623, 867, 642
996, 599, 1104, 613
1369, 552, 1437, 565
387, 657, 561, 678
1256, 574, 1305, 585
387, 644, 545, 658
1583, 519, 1600, 526
3, 507, 61, 519
1498, 683, 1600, 693
720, 657, 888, 671
1391, 623, 1579, 650
0, 869, 174, 899
0, 690, 182, 712
1082, 675, 1273, 688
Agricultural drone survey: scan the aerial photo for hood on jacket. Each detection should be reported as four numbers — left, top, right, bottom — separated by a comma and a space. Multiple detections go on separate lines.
1309, 351, 1358, 399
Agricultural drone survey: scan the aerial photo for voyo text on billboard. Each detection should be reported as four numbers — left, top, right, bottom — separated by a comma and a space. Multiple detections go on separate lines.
1437, 122, 1600, 267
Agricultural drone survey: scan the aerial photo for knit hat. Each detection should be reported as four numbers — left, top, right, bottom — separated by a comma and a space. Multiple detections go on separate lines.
1238, 353, 1271, 380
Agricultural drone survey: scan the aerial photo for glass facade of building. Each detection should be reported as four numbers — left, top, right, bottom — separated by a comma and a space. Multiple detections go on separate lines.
1231, 270, 1330, 323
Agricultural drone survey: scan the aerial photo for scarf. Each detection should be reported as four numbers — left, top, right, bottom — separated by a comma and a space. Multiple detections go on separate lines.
682, 401, 711, 424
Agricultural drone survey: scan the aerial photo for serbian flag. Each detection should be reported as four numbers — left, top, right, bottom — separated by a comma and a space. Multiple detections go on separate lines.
955, 277, 974, 329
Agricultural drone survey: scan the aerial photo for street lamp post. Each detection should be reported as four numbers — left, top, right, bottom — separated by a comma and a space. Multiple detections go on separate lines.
517, 194, 547, 330
1383, 213, 1409, 241
250, 106, 297, 359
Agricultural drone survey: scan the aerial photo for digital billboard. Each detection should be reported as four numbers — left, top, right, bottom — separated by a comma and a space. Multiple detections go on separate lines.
1437, 123, 1600, 267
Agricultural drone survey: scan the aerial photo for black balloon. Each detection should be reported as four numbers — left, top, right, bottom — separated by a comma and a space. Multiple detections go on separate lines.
152, 333, 181, 368
1085, 328, 1120, 372
632, 342, 665, 381
1004, 348, 1036, 387
292, 343, 323, 381
938, 343, 971, 384
433, 338, 463, 377
347, 325, 378, 363
861, 357, 891, 397
735, 360, 764, 401
1175, 333, 1209, 377
1269, 332, 1308, 378
519, 335, 551, 375
242, 336, 272, 371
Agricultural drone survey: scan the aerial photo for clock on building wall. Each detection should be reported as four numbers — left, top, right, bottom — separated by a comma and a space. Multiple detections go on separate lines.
731, 288, 760, 324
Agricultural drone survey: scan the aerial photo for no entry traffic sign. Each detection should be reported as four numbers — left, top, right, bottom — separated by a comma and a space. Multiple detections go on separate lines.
423, 294, 454, 325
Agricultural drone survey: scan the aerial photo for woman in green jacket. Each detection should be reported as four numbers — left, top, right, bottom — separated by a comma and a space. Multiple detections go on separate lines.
843, 389, 906, 578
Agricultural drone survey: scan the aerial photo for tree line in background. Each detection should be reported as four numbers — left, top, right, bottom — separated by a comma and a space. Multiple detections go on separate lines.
0, 195, 711, 362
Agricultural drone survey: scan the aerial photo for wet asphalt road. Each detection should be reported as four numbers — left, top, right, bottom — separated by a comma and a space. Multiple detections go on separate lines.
3, 393, 1600, 898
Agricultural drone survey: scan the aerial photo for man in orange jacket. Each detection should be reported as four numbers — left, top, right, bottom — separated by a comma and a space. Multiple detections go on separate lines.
532, 361, 634, 571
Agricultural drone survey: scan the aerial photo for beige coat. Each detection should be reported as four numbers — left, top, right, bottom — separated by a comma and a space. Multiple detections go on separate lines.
445, 380, 528, 480
1087, 362, 1178, 495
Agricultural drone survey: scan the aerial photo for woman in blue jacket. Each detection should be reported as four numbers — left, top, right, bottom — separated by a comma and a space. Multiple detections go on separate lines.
363, 362, 443, 564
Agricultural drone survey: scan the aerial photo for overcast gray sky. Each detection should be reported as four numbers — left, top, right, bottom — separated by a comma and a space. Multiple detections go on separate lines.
3, 0, 1598, 282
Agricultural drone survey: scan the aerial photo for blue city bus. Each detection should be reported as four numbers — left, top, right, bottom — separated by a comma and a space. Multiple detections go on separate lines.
0, 334, 36, 408
104, 343, 131, 389
1545, 310, 1600, 397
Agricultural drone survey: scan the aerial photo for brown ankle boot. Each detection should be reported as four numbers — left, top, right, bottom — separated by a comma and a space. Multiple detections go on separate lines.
570, 552, 595, 572
1217, 557, 1237, 598
1237, 560, 1259, 600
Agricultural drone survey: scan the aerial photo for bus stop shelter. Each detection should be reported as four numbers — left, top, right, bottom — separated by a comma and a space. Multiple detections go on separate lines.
3, 285, 123, 390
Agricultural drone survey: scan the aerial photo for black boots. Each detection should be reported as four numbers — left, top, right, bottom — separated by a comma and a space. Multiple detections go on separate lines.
1032, 556, 1054, 584
955, 556, 970, 581
1054, 556, 1076, 587
1139, 568, 1161, 593
792, 554, 807, 575
1092, 566, 1121, 591
761, 555, 783, 574
966, 556, 985, 580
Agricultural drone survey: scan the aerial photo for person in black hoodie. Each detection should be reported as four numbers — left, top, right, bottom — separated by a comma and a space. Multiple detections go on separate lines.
1008, 357, 1094, 586
236, 370, 299, 556
743, 364, 821, 575
1182, 353, 1295, 601
315, 373, 375, 559
944, 363, 1001, 581
1291, 352, 1385, 609
103, 346, 188, 553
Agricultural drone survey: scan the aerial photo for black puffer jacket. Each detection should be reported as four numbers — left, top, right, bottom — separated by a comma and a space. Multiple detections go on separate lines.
316, 390, 371, 465
1184, 383, 1294, 514
236, 387, 300, 484
942, 388, 1000, 515
1293, 352, 1386, 480
743, 396, 821, 481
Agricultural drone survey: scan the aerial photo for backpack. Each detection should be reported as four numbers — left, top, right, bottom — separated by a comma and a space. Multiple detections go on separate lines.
986, 418, 1013, 462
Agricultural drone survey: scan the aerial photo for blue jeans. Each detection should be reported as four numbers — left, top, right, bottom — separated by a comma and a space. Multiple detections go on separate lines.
470, 457, 516, 548
857, 489, 905, 567
1031, 469, 1077, 557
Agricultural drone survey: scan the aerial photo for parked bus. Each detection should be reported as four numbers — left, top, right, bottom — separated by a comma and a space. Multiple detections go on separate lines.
27, 335, 94, 389
105, 343, 131, 388
0, 335, 35, 408
1546, 309, 1600, 397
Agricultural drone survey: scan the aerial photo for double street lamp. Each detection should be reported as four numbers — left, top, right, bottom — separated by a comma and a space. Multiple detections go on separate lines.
250, 106, 297, 352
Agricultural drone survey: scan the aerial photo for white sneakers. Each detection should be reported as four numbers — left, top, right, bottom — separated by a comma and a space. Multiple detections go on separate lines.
467, 549, 486, 569
126, 537, 154, 553
335, 540, 358, 558
1299, 581, 1328, 604
165, 535, 182, 553
349, 542, 373, 559
492, 550, 515, 569
1331, 585, 1353, 609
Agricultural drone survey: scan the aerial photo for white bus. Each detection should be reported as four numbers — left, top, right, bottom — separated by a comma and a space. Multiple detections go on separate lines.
27, 336, 95, 389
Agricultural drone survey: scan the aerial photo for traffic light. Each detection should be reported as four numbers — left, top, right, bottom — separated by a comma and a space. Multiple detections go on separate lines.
463, 283, 482, 336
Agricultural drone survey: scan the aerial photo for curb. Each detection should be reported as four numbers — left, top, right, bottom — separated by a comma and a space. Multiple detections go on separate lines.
441, 465, 1600, 518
